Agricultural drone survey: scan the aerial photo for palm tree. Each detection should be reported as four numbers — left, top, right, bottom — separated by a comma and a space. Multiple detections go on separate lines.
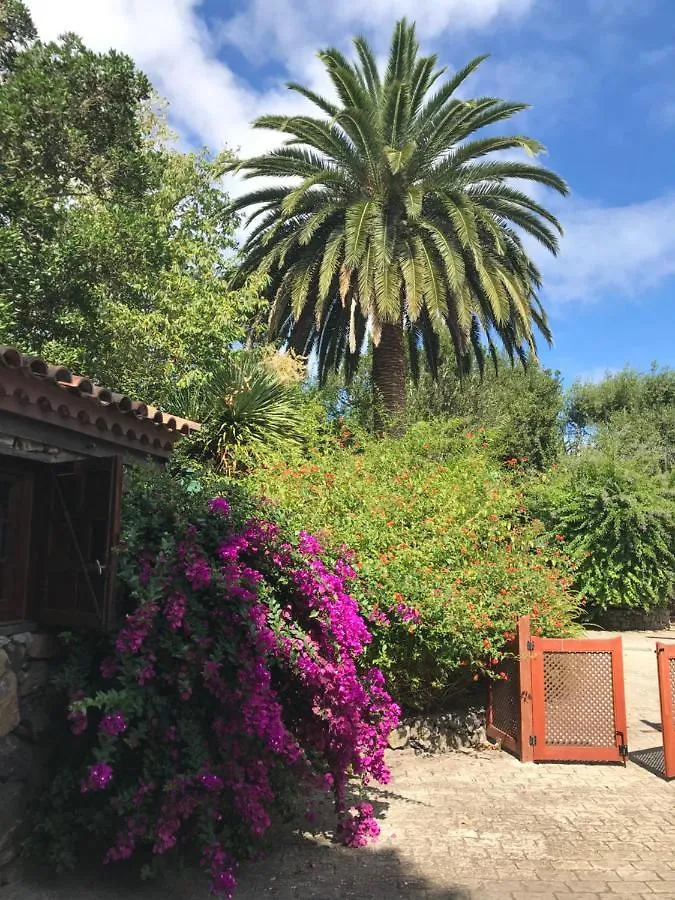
228, 19, 568, 432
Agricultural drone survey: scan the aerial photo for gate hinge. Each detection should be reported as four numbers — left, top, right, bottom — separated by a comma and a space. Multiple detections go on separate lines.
526, 639, 535, 651
618, 744, 628, 758
529, 735, 537, 746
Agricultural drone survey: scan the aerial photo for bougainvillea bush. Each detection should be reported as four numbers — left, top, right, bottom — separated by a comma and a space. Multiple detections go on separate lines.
252, 421, 582, 713
35, 468, 399, 896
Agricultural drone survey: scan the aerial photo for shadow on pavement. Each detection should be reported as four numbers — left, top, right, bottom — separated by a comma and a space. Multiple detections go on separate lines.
3, 841, 472, 900
2, 786, 470, 900
629, 745, 672, 781
640, 718, 663, 733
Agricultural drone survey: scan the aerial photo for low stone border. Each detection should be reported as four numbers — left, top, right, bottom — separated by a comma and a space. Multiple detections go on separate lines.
388, 707, 487, 754
592, 604, 672, 632
0, 625, 62, 884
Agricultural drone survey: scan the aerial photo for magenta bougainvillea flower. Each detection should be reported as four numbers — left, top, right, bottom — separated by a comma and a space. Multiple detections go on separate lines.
81, 762, 114, 792
99, 712, 127, 737
67, 494, 399, 897
208, 497, 231, 517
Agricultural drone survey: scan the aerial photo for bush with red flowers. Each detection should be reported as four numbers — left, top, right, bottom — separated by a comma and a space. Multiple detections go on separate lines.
252, 421, 583, 713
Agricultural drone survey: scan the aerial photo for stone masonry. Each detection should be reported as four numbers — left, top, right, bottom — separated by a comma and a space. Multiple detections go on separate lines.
0, 625, 61, 884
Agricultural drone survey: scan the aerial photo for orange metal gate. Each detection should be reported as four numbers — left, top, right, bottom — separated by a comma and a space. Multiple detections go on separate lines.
656, 642, 675, 780
487, 616, 628, 765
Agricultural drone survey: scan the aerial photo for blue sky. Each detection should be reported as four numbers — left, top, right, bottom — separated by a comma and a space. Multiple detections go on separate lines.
27, 0, 675, 384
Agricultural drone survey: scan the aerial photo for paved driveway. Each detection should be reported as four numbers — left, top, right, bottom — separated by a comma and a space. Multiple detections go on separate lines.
5, 630, 675, 900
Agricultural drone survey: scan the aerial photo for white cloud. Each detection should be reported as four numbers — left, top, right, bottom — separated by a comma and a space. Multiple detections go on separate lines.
26, 0, 532, 163
26, 0, 315, 163
221, 0, 533, 63
537, 193, 675, 303
24, 0, 675, 311
24, 0, 535, 207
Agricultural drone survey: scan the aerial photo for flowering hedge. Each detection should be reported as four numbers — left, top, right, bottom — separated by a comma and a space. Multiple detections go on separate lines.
252, 421, 582, 712
37, 469, 399, 896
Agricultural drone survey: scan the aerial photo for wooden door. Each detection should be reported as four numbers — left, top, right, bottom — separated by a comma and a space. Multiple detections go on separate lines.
31, 456, 123, 630
0, 467, 33, 624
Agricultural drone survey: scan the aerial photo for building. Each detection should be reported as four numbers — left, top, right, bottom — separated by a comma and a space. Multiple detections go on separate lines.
0, 345, 198, 631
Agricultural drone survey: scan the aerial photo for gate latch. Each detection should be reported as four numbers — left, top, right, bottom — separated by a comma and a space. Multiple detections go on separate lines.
616, 732, 628, 764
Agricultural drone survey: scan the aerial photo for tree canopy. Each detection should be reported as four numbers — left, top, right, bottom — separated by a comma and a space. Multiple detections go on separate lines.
0, 1, 260, 404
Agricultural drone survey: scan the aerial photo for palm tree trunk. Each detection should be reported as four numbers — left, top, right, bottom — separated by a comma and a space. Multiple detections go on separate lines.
372, 321, 406, 435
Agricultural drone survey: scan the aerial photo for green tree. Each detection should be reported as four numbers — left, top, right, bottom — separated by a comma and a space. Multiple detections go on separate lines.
408, 350, 564, 467
228, 18, 567, 431
0, 2, 261, 405
528, 451, 675, 619
34, 145, 264, 403
567, 366, 675, 472
0, 1, 153, 344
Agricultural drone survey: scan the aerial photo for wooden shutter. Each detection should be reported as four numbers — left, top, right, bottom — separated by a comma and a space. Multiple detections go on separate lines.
0, 469, 33, 623
32, 456, 123, 630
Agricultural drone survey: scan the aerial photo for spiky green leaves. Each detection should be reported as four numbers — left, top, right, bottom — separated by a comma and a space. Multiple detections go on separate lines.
228, 17, 568, 400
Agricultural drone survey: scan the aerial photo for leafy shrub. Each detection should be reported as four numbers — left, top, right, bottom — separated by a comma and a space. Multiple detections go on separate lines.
169, 353, 308, 473
251, 421, 581, 713
407, 356, 565, 469
34, 467, 399, 895
567, 366, 675, 473
318, 348, 565, 469
527, 452, 675, 618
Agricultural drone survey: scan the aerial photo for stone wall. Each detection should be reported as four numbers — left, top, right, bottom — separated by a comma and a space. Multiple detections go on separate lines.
592, 604, 672, 632
388, 706, 487, 754
0, 624, 61, 885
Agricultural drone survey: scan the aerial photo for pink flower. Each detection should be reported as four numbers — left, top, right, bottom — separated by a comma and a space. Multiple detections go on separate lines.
100, 657, 118, 679
211, 869, 237, 898
208, 497, 231, 517
99, 712, 127, 737
185, 558, 211, 589
338, 802, 381, 847
81, 762, 113, 792
68, 709, 87, 735
298, 531, 323, 556
165, 592, 187, 630
198, 771, 224, 792
395, 602, 421, 625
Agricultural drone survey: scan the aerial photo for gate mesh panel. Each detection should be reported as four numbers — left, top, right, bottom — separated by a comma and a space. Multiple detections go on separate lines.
670, 659, 675, 727
491, 657, 520, 743
543, 650, 615, 747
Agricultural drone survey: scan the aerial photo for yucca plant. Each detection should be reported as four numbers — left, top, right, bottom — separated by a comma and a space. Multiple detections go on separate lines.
228, 18, 568, 432
169, 354, 306, 473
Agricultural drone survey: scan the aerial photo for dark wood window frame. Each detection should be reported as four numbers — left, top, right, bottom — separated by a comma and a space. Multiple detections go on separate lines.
0, 462, 34, 624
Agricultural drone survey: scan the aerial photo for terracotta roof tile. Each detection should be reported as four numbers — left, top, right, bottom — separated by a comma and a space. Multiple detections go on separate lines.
0, 345, 200, 458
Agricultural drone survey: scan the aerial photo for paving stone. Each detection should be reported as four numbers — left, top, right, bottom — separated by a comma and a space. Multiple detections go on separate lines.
2, 632, 675, 898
